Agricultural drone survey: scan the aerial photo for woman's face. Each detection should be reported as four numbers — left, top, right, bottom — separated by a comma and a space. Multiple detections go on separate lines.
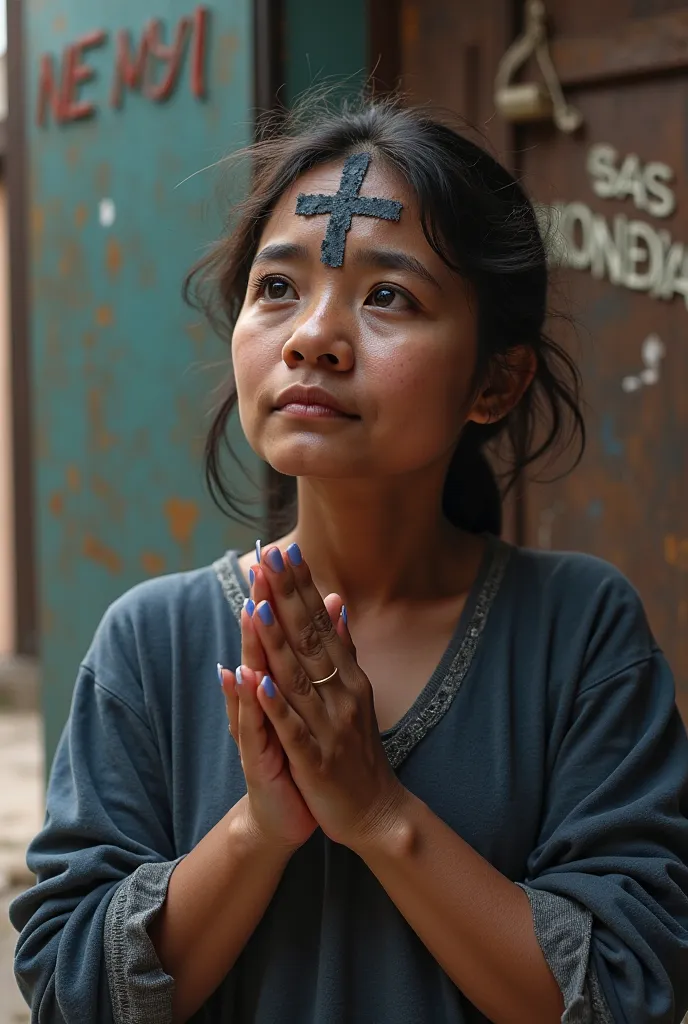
232, 158, 483, 482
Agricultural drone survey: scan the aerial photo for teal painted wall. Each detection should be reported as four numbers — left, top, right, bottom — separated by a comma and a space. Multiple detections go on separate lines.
284, 0, 367, 104
26, 1, 259, 767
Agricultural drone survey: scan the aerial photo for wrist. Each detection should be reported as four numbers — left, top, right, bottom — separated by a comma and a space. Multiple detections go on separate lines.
228, 796, 303, 865
347, 783, 417, 859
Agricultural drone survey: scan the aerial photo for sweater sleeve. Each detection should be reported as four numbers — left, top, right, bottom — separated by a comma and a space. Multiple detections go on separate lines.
10, 659, 178, 1023
521, 650, 688, 1024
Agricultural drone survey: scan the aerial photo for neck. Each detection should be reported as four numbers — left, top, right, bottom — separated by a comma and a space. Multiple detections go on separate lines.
280, 470, 480, 609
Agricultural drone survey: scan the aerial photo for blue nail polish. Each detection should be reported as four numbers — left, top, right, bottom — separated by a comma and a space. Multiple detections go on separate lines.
249, 567, 255, 587
244, 598, 255, 617
341, 605, 348, 625
255, 539, 262, 563
286, 542, 302, 565
261, 675, 276, 698
235, 665, 244, 685
217, 663, 224, 685
258, 601, 274, 626
266, 547, 284, 573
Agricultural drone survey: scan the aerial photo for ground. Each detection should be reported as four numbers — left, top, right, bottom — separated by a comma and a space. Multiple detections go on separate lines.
0, 712, 43, 1024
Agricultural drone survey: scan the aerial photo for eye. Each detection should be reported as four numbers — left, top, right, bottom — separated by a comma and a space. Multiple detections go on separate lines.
366, 285, 415, 310
257, 275, 297, 301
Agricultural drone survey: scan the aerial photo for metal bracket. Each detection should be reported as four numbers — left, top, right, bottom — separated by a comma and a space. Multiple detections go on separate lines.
494, 0, 583, 133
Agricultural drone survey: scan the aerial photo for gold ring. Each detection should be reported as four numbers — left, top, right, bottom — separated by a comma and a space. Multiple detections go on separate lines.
311, 667, 338, 687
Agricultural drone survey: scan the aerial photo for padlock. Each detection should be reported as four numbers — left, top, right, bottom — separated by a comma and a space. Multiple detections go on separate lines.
495, 82, 553, 124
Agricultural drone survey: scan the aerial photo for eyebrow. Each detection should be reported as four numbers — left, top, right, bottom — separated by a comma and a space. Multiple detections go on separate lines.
251, 241, 441, 290
252, 242, 310, 267
351, 247, 441, 289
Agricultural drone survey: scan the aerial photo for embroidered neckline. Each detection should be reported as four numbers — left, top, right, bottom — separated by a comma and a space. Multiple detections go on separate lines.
212, 539, 511, 770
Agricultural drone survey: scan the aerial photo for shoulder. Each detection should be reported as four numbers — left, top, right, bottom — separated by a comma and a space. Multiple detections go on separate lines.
501, 544, 659, 687
81, 557, 241, 697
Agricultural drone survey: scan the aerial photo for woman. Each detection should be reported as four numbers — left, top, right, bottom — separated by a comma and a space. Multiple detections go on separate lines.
12, 98, 688, 1024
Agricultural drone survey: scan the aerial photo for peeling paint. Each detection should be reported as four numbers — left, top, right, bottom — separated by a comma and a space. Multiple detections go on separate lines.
87, 388, 118, 451
164, 497, 200, 547
49, 492, 63, 517
66, 465, 81, 492
141, 551, 166, 575
90, 474, 126, 521
74, 204, 88, 228
95, 305, 114, 327
58, 239, 83, 278
83, 534, 123, 574
106, 237, 123, 278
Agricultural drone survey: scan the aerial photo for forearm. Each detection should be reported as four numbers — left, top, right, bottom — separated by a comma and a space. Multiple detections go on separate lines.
149, 795, 296, 1023
355, 790, 564, 1024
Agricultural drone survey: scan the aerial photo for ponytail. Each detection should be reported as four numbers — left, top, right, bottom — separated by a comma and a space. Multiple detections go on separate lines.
442, 426, 502, 536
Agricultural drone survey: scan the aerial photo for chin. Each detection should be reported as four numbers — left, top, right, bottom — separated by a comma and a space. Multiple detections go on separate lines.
262, 436, 362, 480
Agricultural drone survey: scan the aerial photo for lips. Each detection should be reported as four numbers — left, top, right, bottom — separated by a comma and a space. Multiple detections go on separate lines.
274, 385, 357, 418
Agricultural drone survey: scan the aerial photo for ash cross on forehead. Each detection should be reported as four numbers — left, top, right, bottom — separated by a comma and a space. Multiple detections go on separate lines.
295, 152, 403, 268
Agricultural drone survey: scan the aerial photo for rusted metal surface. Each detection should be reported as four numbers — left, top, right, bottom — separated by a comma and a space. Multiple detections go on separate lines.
26, 0, 259, 766
397, 0, 688, 715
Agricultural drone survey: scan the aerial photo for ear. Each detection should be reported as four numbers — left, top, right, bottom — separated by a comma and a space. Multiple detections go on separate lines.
466, 346, 537, 426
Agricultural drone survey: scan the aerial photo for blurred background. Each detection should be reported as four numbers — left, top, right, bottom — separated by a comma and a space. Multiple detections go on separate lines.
2, 0, 688, 1017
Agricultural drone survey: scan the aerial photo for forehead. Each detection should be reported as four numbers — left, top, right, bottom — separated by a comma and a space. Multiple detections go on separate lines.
258, 157, 427, 255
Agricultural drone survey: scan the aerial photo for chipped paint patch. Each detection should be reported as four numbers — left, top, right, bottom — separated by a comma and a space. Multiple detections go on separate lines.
48, 492, 63, 516
83, 534, 123, 574
141, 552, 166, 575
74, 204, 88, 228
87, 388, 118, 451
90, 474, 126, 521
66, 465, 81, 492
95, 305, 114, 327
106, 237, 123, 278
164, 498, 200, 547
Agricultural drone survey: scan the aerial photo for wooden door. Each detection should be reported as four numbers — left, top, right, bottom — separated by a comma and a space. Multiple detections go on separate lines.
397, 0, 688, 716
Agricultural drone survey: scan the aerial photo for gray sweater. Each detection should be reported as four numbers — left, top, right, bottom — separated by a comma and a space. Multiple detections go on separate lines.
11, 537, 688, 1022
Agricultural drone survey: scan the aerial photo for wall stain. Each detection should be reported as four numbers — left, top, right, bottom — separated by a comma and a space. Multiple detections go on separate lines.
83, 534, 123, 574
106, 238, 123, 278
58, 238, 83, 278
164, 498, 200, 548
66, 465, 81, 491
90, 474, 126, 521
87, 388, 118, 452
402, 3, 420, 47
665, 534, 688, 570
217, 33, 240, 86
95, 305, 114, 327
75, 204, 88, 229
49, 492, 63, 517
141, 552, 166, 575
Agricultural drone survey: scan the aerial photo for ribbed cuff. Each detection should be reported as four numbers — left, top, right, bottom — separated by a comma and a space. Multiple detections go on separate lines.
104, 857, 185, 1024
517, 884, 614, 1023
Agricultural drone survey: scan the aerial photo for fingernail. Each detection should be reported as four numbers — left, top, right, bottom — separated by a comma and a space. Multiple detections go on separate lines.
266, 547, 284, 573
249, 567, 255, 587
286, 542, 302, 566
257, 601, 274, 626
243, 598, 255, 617
235, 665, 244, 685
261, 675, 276, 698
341, 605, 348, 626
217, 662, 224, 686
255, 539, 262, 563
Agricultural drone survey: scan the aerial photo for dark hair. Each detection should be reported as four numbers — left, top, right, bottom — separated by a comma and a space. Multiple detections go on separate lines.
185, 94, 584, 536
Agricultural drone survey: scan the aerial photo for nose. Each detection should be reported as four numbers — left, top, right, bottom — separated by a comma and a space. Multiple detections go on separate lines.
282, 306, 355, 372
